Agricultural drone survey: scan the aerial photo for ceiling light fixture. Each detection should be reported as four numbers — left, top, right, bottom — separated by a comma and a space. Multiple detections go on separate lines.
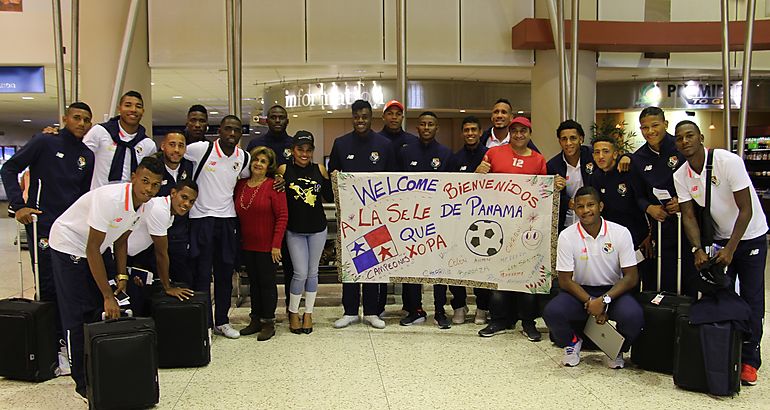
210, 111, 219, 115
21, 96, 34, 100
22, 119, 31, 122
459, 109, 466, 113
326, 110, 333, 114
172, 96, 183, 99
709, 124, 716, 130
517, 110, 524, 114
150, 82, 155, 86
292, 114, 299, 118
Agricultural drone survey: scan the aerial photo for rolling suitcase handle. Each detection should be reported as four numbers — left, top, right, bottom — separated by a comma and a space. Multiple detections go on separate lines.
16, 215, 41, 301
32, 214, 40, 302
16, 220, 24, 297
645, 214, 683, 295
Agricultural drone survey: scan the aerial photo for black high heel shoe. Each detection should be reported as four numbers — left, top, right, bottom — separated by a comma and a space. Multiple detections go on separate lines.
302, 312, 313, 334
289, 312, 302, 334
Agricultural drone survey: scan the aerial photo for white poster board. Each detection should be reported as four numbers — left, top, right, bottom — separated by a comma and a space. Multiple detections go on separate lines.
333, 172, 559, 294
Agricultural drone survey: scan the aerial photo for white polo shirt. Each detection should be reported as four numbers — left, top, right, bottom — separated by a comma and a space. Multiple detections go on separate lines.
127, 196, 174, 256
184, 139, 250, 218
83, 123, 157, 189
50, 183, 147, 258
564, 155, 583, 226
674, 148, 768, 240
556, 218, 637, 286
485, 128, 510, 148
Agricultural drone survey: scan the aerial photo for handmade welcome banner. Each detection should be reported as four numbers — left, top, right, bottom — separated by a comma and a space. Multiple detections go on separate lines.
332, 172, 559, 294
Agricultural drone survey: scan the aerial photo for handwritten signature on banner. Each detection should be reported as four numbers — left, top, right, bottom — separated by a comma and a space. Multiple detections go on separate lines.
332, 172, 559, 294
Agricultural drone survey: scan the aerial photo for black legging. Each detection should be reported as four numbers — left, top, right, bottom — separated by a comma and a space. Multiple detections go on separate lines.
243, 250, 278, 320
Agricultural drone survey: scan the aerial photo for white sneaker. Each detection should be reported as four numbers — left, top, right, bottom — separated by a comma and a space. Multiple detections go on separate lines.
452, 306, 469, 324
363, 315, 386, 329
214, 323, 240, 339
562, 337, 582, 367
56, 344, 71, 376
474, 309, 488, 325
333, 315, 360, 328
607, 353, 625, 369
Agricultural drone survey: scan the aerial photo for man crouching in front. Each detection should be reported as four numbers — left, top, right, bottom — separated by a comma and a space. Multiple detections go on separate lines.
543, 186, 644, 368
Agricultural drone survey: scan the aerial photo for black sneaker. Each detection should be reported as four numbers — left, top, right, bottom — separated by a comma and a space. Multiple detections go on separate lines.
478, 322, 511, 337
521, 321, 542, 342
434, 312, 451, 329
400, 309, 427, 326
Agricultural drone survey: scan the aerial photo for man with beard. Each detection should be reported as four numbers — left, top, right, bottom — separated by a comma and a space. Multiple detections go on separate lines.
82, 90, 157, 189
147, 131, 195, 285
329, 100, 396, 329
589, 135, 653, 287
185, 115, 251, 339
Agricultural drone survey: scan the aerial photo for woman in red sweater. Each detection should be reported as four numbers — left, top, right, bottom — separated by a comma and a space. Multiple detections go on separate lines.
234, 146, 288, 341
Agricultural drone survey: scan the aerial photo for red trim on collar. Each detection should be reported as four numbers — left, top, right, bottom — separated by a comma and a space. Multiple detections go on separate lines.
577, 218, 607, 239
214, 140, 223, 158
124, 184, 131, 211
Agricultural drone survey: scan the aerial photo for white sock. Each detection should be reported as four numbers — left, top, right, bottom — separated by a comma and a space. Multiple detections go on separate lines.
304, 291, 317, 313
289, 293, 302, 313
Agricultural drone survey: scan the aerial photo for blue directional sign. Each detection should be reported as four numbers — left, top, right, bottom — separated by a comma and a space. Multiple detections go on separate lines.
0, 66, 45, 93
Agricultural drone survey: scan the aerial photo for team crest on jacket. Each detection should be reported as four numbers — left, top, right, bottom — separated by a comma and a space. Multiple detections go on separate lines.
369, 151, 380, 163
77, 156, 87, 170
136, 145, 143, 154
602, 242, 614, 254
180, 170, 188, 180
431, 157, 441, 169
38, 238, 49, 250
233, 162, 240, 171
711, 175, 720, 186
617, 183, 627, 196
585, 162, 594, 174
667, 155, 679, 169
283, 148, 292, 159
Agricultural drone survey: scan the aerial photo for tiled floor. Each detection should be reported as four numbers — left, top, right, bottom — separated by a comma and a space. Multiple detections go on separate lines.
0, 216, 768, 409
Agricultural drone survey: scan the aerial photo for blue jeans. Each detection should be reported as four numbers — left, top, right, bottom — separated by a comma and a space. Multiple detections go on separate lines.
286, 228, 327, 295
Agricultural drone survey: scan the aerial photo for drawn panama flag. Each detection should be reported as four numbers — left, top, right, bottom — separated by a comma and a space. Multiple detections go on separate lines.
347, 225, 399, 273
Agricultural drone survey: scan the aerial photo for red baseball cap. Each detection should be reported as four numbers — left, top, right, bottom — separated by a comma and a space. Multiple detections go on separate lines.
510, 116, 532, 130
383, 100, 404, 113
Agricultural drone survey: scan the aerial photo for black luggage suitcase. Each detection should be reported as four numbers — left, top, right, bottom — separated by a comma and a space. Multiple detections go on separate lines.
673, 311, 742, 396
84, 316, 159, 410
151, 290, 211, 368
0, 217, 58, 382
631, 218, 693, 374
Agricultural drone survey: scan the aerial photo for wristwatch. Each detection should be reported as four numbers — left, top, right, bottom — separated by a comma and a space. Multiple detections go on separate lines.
691, 246, 702, 254
602, 294, 612, 305
116, 274, 130, 281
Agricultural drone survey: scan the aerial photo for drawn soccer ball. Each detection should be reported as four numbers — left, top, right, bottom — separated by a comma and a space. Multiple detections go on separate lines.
465, 220, 504, 257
